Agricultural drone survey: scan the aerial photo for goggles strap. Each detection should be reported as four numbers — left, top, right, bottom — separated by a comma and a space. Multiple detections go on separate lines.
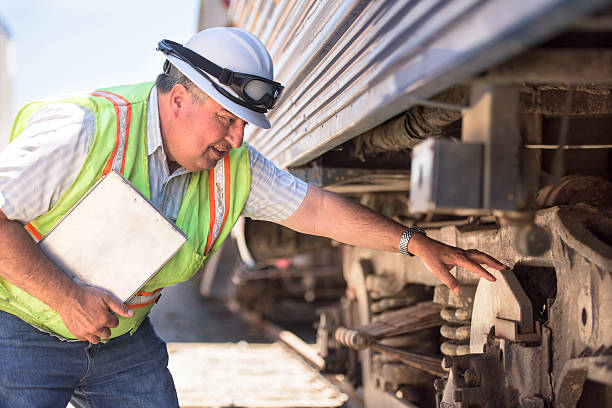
163, 60, 171, 75
161, 40, 226, 82
218, 69, 234, 86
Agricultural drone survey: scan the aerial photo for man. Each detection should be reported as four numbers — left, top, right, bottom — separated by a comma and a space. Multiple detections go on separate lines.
0, 27, 504, 407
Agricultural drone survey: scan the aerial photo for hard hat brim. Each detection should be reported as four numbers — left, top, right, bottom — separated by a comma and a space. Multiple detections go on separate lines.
166, 55, 271, 129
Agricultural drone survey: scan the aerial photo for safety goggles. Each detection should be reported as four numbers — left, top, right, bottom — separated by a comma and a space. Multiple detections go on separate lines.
157, 39, 284, 113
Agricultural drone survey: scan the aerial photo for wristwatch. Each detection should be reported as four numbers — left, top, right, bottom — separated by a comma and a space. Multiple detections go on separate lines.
399, 227, 426, 257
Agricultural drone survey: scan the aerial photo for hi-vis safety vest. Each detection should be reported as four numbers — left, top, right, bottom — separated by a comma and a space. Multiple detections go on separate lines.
0, 82, 251, 340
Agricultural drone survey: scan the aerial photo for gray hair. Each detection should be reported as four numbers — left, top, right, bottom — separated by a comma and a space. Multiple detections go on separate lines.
155, 63, 208, 104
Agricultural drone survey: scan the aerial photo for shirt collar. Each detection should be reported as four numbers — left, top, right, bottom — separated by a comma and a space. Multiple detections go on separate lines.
147, 85, 163, 156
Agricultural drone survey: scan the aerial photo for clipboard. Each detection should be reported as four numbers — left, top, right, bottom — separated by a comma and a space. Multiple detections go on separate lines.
38, 171, 187, 302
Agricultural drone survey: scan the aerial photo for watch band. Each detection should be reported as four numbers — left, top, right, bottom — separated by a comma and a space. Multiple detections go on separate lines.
399, 227, 426, 257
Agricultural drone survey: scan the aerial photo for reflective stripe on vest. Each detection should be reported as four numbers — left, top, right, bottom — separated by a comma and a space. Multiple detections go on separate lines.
126, 288, 162, 309
91, 90, 132, 175
205, 154, 231, 255
24, 90, 132, 242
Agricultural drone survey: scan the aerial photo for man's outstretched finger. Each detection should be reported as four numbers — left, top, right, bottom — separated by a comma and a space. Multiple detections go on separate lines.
457, 257, 496, 282
431, 263, 461, 294
464, 249, 506, 269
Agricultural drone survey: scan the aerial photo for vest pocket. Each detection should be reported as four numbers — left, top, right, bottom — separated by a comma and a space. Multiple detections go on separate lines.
0, 278, 59, 323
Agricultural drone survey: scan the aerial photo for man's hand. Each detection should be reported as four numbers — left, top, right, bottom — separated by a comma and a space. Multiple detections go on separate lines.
55, 285, 134, 344
408, 233, 506, 294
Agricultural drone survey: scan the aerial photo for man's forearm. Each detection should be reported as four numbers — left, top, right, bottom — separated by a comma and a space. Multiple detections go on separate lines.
280, 185, 407, 253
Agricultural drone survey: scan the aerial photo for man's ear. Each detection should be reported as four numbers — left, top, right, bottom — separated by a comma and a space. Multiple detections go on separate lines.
169, 84, 188, 114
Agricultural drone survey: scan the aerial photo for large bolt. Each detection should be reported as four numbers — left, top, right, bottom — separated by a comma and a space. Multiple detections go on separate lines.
353, 332, 370, 349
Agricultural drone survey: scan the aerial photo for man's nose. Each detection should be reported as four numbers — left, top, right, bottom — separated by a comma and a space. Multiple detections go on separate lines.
226, 123, 245, 149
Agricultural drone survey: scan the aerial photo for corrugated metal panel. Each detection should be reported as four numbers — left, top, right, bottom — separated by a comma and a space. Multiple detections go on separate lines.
227, 0, 612, 168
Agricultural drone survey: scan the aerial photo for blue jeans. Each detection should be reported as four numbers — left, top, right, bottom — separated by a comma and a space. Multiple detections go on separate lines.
0, 311, 179, 408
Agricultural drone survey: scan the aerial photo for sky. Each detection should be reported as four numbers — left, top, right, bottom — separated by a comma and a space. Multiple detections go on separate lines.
0, 0, 201, 115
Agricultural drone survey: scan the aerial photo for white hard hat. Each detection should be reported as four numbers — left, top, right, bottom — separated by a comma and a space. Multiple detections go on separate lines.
158, 27, 283, 129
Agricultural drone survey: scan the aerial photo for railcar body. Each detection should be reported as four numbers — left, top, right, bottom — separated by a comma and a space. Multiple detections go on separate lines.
217, 1, 612, 406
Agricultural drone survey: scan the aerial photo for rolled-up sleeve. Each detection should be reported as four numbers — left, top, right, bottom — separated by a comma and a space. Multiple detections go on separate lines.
242, 143, 308, 222
0, 103, 94, 223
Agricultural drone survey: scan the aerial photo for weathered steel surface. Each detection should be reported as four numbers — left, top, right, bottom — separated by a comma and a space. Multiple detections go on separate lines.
346, 205, 612, 392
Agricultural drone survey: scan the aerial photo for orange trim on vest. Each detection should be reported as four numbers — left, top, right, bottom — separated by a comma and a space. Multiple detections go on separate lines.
204, 167, 216, 254
135, 288, 162, 297
25, 223, 43, 241
90, 91, 131, 176
119, 96, 131, 174
126, 294, 161, 309
208, 155, 232, 252
92, 91, 120, 175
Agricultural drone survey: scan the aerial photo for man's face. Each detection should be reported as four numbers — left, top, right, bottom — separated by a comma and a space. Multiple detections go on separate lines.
164, 91, 247, 172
